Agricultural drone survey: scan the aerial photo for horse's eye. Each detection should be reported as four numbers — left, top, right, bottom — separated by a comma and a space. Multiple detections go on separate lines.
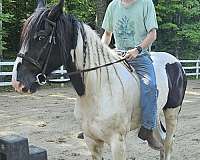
38, 36, 46, 41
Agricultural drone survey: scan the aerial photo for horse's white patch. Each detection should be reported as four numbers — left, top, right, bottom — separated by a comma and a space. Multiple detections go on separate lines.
12, 40, 29, 81
70, 49, 75, 62
74, 29, 84, 69
12, 57, 22, 81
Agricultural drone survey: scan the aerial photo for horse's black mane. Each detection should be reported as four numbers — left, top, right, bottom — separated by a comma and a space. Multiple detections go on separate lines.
21, 8, 49, 45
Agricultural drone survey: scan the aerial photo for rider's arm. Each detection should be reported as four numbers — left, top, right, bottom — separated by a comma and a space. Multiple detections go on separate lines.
139, 28, 157, 50
124, 29, 157, 61
101, 31, 113, 45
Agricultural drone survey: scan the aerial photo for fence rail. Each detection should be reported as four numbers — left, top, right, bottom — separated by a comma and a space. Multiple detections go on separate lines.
0, 62, 70, 87
0, 59, 199, 87
180, 60, 200, 79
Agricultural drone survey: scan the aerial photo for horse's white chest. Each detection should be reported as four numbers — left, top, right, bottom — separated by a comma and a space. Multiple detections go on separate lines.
74, 65, 140, 140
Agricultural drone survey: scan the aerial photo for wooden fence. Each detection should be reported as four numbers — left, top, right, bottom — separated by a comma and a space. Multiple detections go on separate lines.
0, 59, 199, 87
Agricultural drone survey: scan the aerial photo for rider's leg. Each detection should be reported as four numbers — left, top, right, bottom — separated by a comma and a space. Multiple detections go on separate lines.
129, 53, 163, 150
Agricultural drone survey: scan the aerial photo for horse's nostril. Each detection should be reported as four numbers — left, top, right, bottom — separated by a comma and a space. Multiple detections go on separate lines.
22, 87, 28, 93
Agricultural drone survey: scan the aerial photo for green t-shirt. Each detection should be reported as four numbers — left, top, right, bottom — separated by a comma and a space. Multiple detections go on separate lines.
102, 0, 158, 50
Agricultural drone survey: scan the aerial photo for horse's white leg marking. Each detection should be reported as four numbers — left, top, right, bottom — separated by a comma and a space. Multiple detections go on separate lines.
110, 134, 126, 160
163, 107, 180, 160
85, 136, 104, 160
154, 118, 165, 159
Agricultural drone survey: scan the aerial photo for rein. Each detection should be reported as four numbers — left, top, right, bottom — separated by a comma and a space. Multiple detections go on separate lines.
53, 57, 127, 77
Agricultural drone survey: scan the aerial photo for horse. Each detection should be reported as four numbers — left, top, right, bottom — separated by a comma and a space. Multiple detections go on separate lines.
12, 0, 187, 159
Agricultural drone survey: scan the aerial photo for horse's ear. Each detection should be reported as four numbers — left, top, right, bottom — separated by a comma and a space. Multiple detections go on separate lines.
36, 0, 46, 9
48, 0, 64, 21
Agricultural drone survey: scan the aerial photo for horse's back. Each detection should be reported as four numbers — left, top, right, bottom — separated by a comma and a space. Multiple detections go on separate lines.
150, 52, 187, 110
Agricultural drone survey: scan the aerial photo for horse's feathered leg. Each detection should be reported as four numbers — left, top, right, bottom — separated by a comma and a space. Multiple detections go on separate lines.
85, 136, 104, 160
110, 134, 126, 160
153, 118, 166, 159
163, 107, 180, 160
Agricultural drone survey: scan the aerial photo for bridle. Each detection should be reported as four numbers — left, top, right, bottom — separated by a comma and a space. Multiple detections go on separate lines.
17, 18, 57, 85
17, 18, 131, 86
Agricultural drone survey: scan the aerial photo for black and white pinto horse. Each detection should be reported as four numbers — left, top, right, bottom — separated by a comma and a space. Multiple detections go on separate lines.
12, 0, 187, 159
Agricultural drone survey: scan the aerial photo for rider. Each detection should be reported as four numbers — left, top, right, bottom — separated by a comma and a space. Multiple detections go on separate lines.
101, 0, 163, 150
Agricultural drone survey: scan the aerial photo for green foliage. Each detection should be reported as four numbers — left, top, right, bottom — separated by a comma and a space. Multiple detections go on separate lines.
2, 0, 36, 59
159, 23, 178, 30
155, 0, 200, 59
66, 0, 96, 27
0, 13, 13, 22
0, 12, 14, 50
178, 23, 200, 44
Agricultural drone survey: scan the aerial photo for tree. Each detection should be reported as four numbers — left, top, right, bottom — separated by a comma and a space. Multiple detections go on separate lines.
95, 0, 107, 35
66, 0, 96, 28
0, 0, 14, 81
1, 0, 200, 60
155, 0, 200, 59
0, 0, 2, 81
3, 0, 35, 59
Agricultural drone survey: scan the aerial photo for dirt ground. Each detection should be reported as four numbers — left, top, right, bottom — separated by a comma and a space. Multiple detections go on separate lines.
0, 80, 200, 160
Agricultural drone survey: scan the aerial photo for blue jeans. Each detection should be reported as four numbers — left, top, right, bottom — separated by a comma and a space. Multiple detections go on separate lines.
128, 52, 157, 129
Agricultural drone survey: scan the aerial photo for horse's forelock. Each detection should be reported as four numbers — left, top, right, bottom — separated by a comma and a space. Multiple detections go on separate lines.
20, 9, 49, 45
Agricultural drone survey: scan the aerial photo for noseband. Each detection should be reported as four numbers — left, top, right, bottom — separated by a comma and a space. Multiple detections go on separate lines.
17, 18, 56, 85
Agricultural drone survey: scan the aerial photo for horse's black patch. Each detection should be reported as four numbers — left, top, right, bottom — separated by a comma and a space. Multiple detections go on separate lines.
63, 16, 86, 96
164, 62, 187, 109
66, 56, 85, 96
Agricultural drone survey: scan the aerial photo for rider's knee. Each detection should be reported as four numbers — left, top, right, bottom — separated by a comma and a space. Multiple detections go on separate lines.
141, 75, 156, 88
149, 81, 157, 91
142, 77, 157, 94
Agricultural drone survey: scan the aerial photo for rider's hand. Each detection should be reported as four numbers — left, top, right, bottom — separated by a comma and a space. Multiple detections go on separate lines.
124, 48, 139, 61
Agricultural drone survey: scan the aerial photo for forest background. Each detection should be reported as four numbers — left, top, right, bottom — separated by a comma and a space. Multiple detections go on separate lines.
0, 0, 200, 60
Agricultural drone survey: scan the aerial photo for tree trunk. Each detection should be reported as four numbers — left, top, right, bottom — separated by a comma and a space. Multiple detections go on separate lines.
0, 0, 2, 58
95, 0, 108, 36
0, 0, 2, 82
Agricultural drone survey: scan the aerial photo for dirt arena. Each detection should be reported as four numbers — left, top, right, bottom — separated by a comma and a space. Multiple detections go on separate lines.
0, 80, 200, 160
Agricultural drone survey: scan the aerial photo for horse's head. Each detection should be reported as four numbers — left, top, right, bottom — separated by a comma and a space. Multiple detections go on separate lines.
12, 0, 71, 93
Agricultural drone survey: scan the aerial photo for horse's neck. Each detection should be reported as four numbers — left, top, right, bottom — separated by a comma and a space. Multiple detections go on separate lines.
81, 25, 118, 68
74, 25, 140, 120
76, 25, 120, 93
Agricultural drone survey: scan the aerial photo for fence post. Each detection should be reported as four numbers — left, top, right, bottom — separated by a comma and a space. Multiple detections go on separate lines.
0, 1, 3, 82
60, 66, 64, 87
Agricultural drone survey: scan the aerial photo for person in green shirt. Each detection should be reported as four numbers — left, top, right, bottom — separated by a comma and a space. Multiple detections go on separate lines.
102, 0, 163, 151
